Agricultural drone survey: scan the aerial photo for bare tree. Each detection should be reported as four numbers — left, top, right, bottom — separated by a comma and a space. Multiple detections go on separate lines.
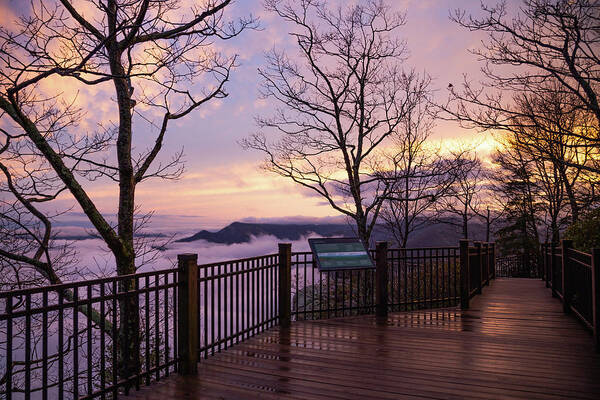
376, 95, 455, 247
0, 0, 255, 380
504, 83, 599, 224
243, 0, 426, 245
435, 153, 485, 240
446, 0, 600, 173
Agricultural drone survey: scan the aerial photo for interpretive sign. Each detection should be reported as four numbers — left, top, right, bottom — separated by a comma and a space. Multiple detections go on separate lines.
308, 237, 375, 271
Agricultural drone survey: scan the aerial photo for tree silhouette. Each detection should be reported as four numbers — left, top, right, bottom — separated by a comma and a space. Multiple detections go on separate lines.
0, 0, 256, 381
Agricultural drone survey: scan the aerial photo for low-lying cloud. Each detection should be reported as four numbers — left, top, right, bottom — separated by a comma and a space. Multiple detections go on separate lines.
57, 233, 323, 280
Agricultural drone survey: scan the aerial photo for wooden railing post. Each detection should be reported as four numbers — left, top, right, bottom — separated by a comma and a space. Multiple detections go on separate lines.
591, 248, 600, 352
376, 242, 389, 320
279, 243, 292, 329
561, 239, 573, 314
177, 253, 198, 375
543, 243, 550, 287
491, 242, 496, 280
539, 244, 544, 281
551, 242, 557, 297
483, 242, 490, 285
460, 239, 470, 310
475, 242, 483, 294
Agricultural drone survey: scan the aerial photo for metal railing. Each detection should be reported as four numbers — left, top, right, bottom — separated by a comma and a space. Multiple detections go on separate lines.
290, 247, 462, 320
0, 240, 497, 399
495, 253, 540, 278
541, 241, 600, 350
196, 253, 279, 359
0, 269, 177, 400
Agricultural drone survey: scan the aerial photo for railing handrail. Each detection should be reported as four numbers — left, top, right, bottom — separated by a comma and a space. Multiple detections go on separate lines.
197, 253, 279, 268
0, 266, 177, 298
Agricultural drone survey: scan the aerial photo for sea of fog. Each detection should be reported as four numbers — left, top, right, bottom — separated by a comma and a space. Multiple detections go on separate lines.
52, 213, 320, 280
63, 234, 315, 275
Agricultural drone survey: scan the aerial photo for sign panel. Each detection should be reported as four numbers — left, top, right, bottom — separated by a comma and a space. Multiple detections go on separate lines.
308, 237, 375, 271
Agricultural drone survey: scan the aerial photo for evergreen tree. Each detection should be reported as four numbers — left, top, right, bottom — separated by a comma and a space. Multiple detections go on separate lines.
492, 149, 543, 257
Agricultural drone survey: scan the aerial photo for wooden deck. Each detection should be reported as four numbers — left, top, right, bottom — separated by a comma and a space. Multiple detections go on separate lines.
128, 279, 600, 399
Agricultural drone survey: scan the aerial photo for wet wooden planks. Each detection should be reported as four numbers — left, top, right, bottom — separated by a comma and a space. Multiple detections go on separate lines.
127, 278, 600, 399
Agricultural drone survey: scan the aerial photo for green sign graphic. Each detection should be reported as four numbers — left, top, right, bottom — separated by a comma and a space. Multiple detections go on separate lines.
309, 238, 374, 271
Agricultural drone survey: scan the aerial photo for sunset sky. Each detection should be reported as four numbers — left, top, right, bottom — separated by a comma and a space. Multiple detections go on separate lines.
1, 0, 505, 229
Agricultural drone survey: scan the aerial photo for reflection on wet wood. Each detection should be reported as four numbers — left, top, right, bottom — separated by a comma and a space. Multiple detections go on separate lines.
128, 278, 600, 399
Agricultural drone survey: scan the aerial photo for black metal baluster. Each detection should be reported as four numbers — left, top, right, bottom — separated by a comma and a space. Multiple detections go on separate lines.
390, 251, 394, 311
246, 260, 250, 339
258, 257, 262, 331
295, 258, 299, 320
163, 274, 169, 377
248, 259, 253, 336
204, 265, 208, 359
24, 294, 31, 400
130, 279, 138, 390
411, 250, 415, 310
454, 249, 459, 305
311, 255, 316, 319
223, 263, 227, 351
361, 269, 366, 313
447, 249, 451, 306
265, 256, 269, 328
260, 257, 269, 331
372, 267, 376, 313
73, 287, 79, 399
252, 259, 256, 336
403, 250, 408, 310
211, 264, 215, 355
348, 271, 354, 315
173, 271, 178, 371
270, 257, 274, 326
275, 257, 279, 322
230, 262, 234, 346
417, 249, 422, 309
429, 249, 433, 309
155, 275, 160, 381
319, 266, 323, 318
303, 254, 307, 320
341, 270, 345, 316
42, 290, 48, 400
5, 296, 12, 400
434, 249, 441, 307
235, 261, 244, 343
111, 280, 117, 398
218, 263, 222, 352
87, 284, 93, 396
327, 272, 331, 318
145, 276, 150, 385
266, 256, 270, 326
100, 284, 106, 399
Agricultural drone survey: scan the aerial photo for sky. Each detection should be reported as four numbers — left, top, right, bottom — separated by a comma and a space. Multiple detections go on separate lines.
0, 0, 506, 230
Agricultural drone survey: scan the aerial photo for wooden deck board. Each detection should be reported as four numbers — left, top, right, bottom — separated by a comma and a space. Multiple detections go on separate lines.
127, 278, 600, 399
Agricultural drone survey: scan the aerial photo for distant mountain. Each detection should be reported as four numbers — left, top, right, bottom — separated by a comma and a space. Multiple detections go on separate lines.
176, 220, 491, 247
176, 222, 354, 244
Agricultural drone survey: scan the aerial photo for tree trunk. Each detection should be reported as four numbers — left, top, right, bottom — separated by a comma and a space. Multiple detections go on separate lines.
557, 165, 579, 223
107, 3, 140, 380
116, 256, 140, 381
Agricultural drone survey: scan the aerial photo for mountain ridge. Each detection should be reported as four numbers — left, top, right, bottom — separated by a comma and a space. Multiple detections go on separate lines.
176, 221, 490, 247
